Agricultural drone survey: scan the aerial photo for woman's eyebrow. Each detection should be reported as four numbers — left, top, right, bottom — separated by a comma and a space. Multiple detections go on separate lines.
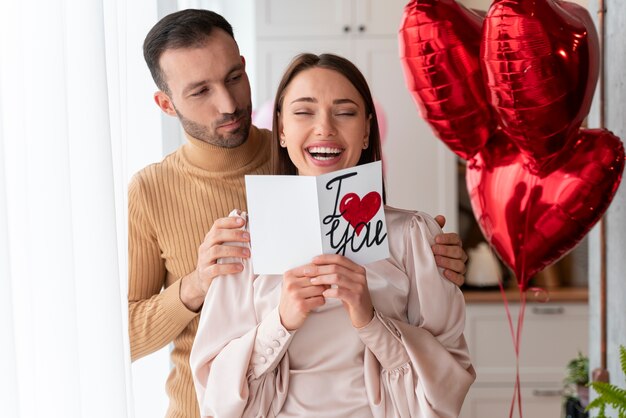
289, 97, 359, 106
290, 97, 316, 104
333, 98, 358, 106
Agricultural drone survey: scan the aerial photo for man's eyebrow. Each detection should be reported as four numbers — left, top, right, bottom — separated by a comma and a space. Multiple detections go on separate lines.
182, 63, 245, 95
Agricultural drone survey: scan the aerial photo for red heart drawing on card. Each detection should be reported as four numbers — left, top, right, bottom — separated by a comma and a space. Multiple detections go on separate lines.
340, 192, 382, 236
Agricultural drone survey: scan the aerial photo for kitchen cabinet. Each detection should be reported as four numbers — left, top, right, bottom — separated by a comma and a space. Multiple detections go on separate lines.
253, 0, 458, 228
460, 300, 589, 418
256, 0, 412, 37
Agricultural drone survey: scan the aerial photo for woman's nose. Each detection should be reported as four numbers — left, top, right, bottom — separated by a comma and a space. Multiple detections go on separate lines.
314, 113, 336, 137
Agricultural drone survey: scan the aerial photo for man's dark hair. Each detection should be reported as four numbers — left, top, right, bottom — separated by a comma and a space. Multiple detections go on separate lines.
143, 9, 234, 93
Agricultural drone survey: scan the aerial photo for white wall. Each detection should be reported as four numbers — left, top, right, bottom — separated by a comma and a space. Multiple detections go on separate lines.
587, 0, 626, 410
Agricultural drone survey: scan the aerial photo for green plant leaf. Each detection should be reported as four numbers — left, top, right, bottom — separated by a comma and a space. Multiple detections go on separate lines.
586, 345, 626, 418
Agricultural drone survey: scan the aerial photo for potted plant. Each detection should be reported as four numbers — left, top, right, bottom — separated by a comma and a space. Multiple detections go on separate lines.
564, 352, 590, 407
586, 345, 626, 418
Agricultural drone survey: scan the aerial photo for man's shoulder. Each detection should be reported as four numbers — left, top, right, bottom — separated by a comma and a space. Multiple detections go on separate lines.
129, 151, 179, 188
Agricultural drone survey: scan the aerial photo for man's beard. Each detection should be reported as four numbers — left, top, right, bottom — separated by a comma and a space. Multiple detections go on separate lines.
176, 105, 253, 148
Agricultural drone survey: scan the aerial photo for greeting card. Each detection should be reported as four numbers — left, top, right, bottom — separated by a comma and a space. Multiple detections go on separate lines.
245, 161, 389, 274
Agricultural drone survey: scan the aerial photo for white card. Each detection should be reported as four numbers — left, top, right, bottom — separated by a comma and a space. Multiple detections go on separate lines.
245, 161, 389, 274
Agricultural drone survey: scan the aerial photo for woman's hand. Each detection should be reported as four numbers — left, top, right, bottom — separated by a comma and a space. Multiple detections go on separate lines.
309, 254, 374, 328
279, 264, 328, 331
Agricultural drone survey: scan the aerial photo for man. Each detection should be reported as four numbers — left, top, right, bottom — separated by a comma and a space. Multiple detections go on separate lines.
129, 9, 468, 418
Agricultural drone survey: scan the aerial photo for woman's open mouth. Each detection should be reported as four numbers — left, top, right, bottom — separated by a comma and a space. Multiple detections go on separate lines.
306, 146, 344, 161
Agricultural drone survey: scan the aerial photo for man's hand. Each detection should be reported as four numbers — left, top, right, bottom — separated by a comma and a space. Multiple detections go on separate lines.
180, 216, 251, 312
433, 215, 468, 287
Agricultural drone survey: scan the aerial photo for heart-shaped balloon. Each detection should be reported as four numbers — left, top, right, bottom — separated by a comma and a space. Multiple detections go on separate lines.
340, 192, 382, 236
481, 0, 599, 173
397, 0, 624, 292
466, 129, 624, 290
399, 0, 494, 160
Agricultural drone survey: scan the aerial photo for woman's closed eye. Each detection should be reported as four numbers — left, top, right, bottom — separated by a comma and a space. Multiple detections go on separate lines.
292, 109, 314, 116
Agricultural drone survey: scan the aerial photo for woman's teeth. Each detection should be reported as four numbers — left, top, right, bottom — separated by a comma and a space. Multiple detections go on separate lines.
307, 146, 343, 160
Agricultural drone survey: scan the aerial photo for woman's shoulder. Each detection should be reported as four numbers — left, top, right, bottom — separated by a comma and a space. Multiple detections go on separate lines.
383, 205, 443, 239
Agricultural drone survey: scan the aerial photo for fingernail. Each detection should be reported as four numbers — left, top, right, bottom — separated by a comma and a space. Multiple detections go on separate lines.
242, 232, 250, 240
242, 248, 250, 256
236, 217, 244, 225
310, 278, 318, 284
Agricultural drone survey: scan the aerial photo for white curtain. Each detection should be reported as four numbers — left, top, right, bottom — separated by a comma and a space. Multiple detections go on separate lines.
0, 0, 155, 416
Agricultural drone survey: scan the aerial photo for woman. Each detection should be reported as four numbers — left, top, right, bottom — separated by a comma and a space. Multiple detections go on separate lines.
190, 53, 475, 418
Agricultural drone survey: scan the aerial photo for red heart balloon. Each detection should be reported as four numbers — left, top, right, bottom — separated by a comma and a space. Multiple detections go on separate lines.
399, 0, 494, 160
481, 0, 599, 173
340, 192, 382, 236
466, 129, 624, 290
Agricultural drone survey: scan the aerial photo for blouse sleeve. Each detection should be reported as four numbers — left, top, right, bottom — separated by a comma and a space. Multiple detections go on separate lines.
360, 212, 476, 418
189, 212, 292, 418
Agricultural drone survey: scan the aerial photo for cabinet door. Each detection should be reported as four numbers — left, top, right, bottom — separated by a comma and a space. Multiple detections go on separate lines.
355, 0, 412, 36
256, 0, 352, 37
255, 39, 352, 105
465, 303, 589, 384
354, 38, 458, 226
459, 386, 564, 418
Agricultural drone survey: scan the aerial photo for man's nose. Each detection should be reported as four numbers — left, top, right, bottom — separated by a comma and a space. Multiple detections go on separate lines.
215, 86, 237, 115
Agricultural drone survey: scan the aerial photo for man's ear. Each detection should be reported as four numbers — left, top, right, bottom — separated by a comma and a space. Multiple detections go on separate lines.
154, 91, 177, 117
241, 55, 246, 69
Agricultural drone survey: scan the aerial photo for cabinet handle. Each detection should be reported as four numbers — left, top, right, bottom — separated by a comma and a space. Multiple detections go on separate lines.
532, 389, 563, 397
532, 306, 564, 315
343, 25, 351, 33
358, 25, 366, 32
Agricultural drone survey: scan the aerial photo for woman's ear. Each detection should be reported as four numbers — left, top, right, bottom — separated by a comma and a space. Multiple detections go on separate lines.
154, 91, 177, 117
277, 111, 287, 147
365, 113, 372, 140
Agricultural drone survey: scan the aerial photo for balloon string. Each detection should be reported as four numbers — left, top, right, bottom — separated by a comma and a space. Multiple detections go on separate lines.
499, 279, 529, 418
516, 292, 527, 418
497, 279, 518, 418
527, 286, 551, 303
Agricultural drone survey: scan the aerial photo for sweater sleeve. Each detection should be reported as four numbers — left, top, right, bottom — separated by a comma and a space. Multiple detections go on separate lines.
127, 174, 198, 361
363, 212, 475, 418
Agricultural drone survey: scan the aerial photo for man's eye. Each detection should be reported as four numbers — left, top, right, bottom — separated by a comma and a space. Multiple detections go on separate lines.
191, 88, 208, 97
227, 74, 242, 83
336, 111, 356, 117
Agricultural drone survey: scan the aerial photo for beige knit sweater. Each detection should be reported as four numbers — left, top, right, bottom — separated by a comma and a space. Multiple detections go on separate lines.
128, 126, 272, 418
